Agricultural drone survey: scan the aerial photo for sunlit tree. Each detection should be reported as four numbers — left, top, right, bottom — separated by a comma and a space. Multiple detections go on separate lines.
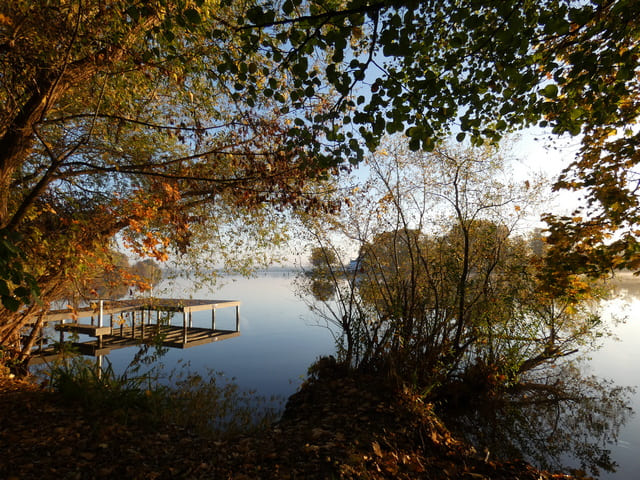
0, 0, 338, 360
302, 138, 608, 388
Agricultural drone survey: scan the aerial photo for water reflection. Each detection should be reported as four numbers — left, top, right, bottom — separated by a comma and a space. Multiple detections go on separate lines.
436, 275, 640, 478
301, 264, 640, 478
611, 273, 640, 299
29, 298, 241, 369
438, 362, 634, 477
33, 273, 336, 400
584, 274, 640, 479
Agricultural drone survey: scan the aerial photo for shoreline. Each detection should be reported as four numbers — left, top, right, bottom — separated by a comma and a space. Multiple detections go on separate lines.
0, 371, 589, 480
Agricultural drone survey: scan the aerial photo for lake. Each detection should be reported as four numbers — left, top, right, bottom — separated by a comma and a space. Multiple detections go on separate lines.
96, 271, 336, 400
581, 274, 640, 479
50, 270, 640, 478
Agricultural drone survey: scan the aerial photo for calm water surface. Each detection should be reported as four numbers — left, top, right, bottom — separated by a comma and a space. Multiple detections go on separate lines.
582, 275, 640, 479
103, 271, 335, 399
73, 271, 640, 478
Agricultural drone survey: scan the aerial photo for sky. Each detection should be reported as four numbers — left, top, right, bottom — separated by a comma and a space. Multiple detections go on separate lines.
510, 127, 586, 222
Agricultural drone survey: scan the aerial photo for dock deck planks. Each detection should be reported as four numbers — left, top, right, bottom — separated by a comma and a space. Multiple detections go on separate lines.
44, 298, 241, 321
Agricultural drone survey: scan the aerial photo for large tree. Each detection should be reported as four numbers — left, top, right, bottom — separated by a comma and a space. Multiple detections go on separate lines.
301, 139, 607, 388
0, 0, 339, 359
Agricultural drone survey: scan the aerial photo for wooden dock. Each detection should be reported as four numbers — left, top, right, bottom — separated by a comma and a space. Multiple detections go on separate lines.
28, 298, 241, 365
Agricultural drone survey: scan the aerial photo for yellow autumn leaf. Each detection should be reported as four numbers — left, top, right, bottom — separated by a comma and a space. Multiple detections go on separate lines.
371, 441, 383, 458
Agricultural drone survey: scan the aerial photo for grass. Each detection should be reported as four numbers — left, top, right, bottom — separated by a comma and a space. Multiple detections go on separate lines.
47, 354, 282, 439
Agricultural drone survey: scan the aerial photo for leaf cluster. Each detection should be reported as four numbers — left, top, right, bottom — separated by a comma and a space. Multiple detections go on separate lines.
0, 229, 39, 312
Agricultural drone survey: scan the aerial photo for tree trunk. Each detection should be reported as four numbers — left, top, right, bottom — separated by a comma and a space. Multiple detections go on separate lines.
0, 70, 58, 228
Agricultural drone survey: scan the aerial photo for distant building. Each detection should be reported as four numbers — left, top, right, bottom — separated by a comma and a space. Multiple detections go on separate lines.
347, 259, 360, 273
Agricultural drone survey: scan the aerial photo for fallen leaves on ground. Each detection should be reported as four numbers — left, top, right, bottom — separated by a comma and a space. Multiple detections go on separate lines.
0, 372, 593, 479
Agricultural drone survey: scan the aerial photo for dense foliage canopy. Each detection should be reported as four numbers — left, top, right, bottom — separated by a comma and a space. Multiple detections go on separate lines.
239, 0, 640, 280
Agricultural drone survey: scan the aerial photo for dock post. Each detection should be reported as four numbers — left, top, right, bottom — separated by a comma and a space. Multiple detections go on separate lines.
96, 355, 103, 380
99, 300, 104, 328
182, 311, 188, 343
235, 305, 240, 332
211, 308, 216, 330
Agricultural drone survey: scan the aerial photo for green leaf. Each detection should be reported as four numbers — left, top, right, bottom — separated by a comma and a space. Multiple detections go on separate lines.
126, 6, 141, 22
568, 7, 593, 25
542, 84, 558, 99
163, 29, 175, 42
282, 0, 294, 15
0, 280, 9, 297
2, 296, 20, 312
184, 8, 202, 25
13, 286, 31, 298
292, 57, 308, 77
246, 6, 264, 24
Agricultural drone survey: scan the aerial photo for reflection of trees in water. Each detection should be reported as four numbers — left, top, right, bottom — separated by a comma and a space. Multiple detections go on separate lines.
438, 362, 634, 477
610, 273, 640, 301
